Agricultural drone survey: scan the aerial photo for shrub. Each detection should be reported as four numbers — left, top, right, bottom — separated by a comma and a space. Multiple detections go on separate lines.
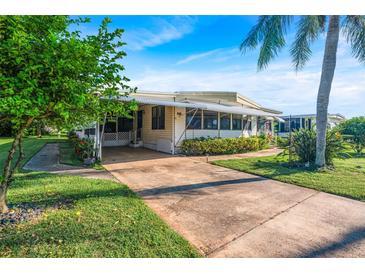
180, 136, 269, 156
75, 137, 95, 159
68, 131, 95, 160
276, 136, 289, 148
291, 129, 317, 164
336, 116, 365, 154
290, 128, 344, 166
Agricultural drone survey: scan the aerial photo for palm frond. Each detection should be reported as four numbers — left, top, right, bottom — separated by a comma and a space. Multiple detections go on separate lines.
343, 16, 365, 64
240, 16, 269, 52
290, 16, 326, 71
240, 16, 293, 70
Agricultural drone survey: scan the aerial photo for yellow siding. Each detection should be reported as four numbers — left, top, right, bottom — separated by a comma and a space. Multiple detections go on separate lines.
140, 105, 174, 148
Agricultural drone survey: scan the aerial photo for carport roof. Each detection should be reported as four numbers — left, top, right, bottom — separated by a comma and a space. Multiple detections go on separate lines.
118, 96, 281, 117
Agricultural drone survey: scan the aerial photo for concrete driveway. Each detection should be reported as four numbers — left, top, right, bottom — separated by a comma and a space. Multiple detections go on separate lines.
102, 147, 365, 258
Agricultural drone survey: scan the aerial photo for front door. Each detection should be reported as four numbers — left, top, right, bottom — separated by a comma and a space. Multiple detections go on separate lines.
137, 110, 143, 139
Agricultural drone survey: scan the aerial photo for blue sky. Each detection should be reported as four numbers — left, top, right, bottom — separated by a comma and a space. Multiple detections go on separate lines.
79, 16, 364, 118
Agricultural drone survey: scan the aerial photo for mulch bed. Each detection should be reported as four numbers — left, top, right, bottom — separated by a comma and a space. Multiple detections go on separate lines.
0, 199, 73, 228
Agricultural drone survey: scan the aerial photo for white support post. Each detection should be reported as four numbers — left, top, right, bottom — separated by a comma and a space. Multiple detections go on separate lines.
218, 112, 221, 138
99, 113, 107, 161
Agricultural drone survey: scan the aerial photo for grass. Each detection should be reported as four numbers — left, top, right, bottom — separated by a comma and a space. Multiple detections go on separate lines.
214, 153, 365, 202
58, 141, 83, 166
0, 173, 199, 257
59, 140, 104, 170
0, 137, 200, 258
0, 136, 67, 173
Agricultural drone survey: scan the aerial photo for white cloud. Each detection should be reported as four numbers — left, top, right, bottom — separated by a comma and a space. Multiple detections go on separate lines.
130, 53, 365, 118
176, 49, 222, 65
125, 16, 196, 51
176, 47, 241, 65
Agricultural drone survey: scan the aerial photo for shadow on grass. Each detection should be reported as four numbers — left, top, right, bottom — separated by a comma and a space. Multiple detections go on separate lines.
216, 157, 314, 179
9, 172, 139, 208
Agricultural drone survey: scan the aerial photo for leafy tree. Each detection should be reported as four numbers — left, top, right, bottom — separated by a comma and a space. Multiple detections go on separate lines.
0, 16, 137, 213
240, 16, 365, 167
337, 116, 365, 153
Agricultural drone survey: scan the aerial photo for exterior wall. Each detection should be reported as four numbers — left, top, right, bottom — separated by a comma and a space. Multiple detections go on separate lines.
140, 104, 174, 154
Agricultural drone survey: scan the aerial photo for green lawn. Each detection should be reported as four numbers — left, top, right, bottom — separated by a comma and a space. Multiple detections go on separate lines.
58, 141, 83, 166
58, 141, 104, 170
0, 137, 199, 257
214, 153, 365, 202
0, 136, 67, 173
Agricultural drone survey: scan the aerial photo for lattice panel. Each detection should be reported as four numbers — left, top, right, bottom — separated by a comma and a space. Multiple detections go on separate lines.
104, 133, 117, 141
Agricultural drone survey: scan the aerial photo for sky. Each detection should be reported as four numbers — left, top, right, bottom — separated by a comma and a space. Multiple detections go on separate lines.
77, 16, 364, 118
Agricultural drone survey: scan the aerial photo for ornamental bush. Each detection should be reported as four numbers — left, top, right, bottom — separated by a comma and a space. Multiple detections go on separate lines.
179, 136, 269, 156
336, 116, 365, 154
291, 128, 344, 166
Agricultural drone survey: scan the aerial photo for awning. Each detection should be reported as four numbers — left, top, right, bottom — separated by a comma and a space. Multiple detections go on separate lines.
119, 96, 205, 109
118, 96, 281, 117
274, 117, 285, 123
186, 100, 280, 117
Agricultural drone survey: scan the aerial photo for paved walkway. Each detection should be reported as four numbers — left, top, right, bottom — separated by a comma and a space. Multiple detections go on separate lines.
103, 147, 365, 258
23, 143, 116, 181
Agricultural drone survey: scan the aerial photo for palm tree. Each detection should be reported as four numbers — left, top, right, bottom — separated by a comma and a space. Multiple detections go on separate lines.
240, 16, 365, 167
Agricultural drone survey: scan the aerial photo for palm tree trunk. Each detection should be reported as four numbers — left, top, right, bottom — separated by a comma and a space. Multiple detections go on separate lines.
315, 15, 340, 167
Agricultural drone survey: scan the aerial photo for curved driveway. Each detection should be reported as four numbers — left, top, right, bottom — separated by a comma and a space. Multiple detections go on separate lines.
102, 147, 365, 258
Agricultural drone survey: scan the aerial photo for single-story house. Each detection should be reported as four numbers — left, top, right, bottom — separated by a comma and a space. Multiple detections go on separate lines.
277, 113, 346, 137
76, 91, 283, 156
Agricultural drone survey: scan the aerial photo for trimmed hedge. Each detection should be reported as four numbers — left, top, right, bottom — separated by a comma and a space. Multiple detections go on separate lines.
180, 136, 269, 156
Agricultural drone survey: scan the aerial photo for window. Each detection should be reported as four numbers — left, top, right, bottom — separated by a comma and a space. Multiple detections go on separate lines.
203, 110, 218, 129
85, 128, 95, 136
118, 117, 133, 132
103, 118, 116, 133
186, 108, 202, 129
308, 118, 312, 130
290, 118, 301, 130
232, 114, 242, 130
220, 113, 231, 130
152, 106, 165, 130
257, 118, 266, 132
279, 122, 286, 132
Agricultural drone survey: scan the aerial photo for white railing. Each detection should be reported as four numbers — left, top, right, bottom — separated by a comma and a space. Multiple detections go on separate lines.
102, 131, 131, 147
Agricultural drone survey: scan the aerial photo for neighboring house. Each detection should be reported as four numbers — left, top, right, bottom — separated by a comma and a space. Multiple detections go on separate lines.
276, 113, 346, 137
76, 91, 283, 155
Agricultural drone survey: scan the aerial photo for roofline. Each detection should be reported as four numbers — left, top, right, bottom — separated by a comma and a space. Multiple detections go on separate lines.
260, 107, 282, 115
281, 113, 346, 119
120, 89, 282, 114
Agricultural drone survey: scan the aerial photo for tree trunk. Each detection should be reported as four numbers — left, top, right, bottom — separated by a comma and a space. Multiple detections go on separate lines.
0, 118, 33, 213
315, 16, 340, 167
0, 185, 8, 213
